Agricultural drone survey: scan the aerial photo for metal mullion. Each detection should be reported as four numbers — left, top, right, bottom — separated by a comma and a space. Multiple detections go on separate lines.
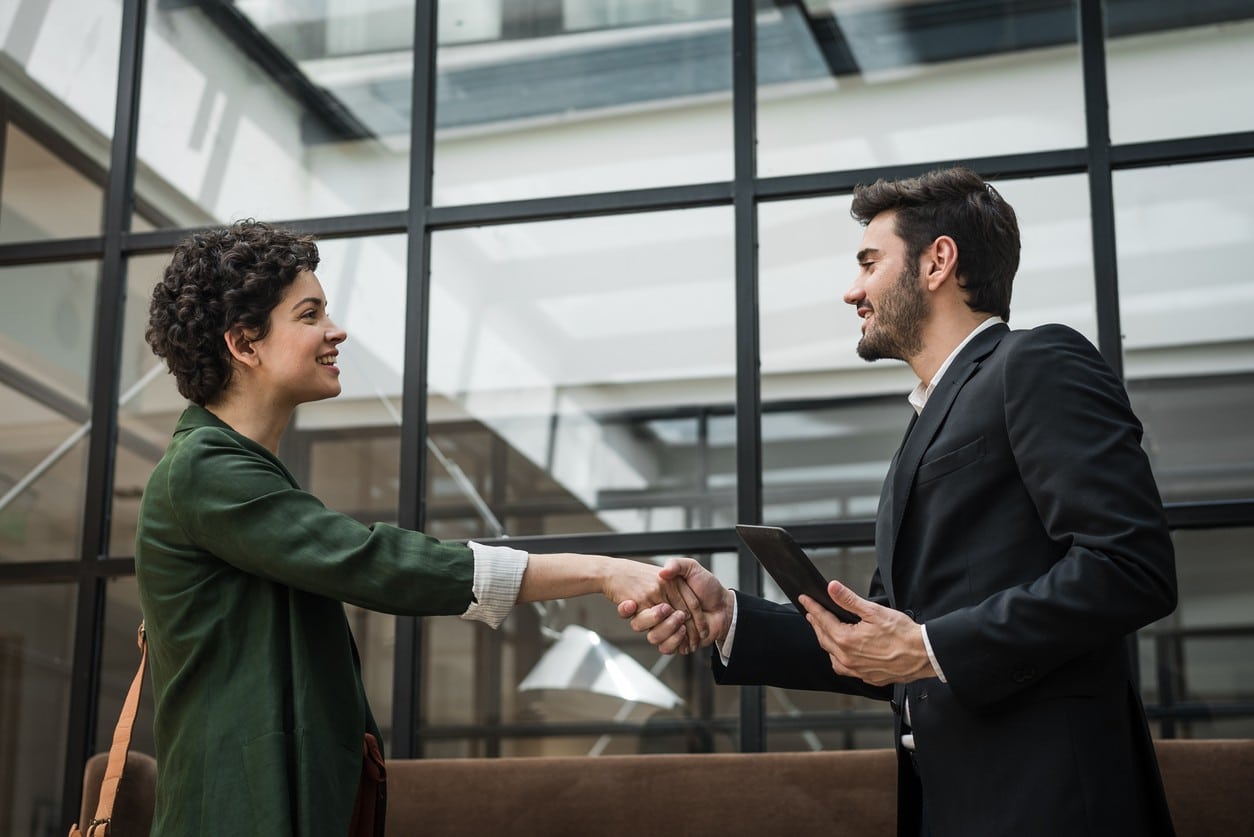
0, 237, 106, 267
427, 181, 734, 230
1111, 130, 1254, 170
1165, 500, 1254, 530
1077, 0, 1122, 378
732, 0, 765, 755
0, 561, 84, 584
392, 0, 438, 761
756, 148, 1091, 202
61, 0, 147, 828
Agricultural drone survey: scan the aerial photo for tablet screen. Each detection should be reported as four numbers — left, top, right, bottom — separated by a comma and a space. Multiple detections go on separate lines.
734, 524, 860, 623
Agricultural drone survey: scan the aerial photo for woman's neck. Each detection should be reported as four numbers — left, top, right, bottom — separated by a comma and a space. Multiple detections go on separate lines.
204, 393, 292, 455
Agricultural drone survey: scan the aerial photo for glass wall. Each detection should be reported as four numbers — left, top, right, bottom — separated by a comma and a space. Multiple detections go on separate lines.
1, 0, 1253, 828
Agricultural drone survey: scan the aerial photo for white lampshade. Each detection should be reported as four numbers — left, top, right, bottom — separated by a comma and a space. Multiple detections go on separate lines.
518, 625, 683, 710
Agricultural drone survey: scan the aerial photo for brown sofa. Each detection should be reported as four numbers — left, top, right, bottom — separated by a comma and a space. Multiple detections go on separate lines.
79, 739, 1252, 836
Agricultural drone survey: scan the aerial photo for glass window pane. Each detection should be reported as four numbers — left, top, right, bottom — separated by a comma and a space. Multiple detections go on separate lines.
112, 254, 183, 558
758, 176, 1095, 524
0, 582, 77, 835
1115, 159, 1254, 503
137, 1, 416, 225
0, 0, 120, 235
757, 1, 1085, 178
1140, 528, 1254, 739
433, 1, 733, 204
427, 208, 736, 539
0, 261, 98, 562
1106, 5, 1254, 144
421, 551, 734, 758
0, 123, 106, 243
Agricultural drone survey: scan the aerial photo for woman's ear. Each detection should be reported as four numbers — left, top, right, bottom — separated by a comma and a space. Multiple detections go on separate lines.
224, 326, 261, 368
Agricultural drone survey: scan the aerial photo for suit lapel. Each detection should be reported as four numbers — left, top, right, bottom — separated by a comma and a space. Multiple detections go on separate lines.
875, 412, 916, 606
882, 324, 1007, 590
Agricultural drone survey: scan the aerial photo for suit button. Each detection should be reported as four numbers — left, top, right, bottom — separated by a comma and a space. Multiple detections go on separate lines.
1011, 666, 1037, 684
904, 609, 916, 620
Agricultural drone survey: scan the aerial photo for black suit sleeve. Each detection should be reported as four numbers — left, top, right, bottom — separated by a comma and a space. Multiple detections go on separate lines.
925, 325, 1177, 708
712, 591, 891, 701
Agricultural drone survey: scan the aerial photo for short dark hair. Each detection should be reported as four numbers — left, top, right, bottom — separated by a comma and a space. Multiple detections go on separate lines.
850, 166, 1020, 320
146, 220, 320, 405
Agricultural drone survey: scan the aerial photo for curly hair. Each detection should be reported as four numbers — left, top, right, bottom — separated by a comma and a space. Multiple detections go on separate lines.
146, 220, 320, 405
850, 166, 1020, 321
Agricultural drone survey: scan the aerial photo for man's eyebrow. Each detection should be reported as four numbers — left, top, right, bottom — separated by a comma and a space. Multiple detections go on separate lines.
290, 296, 325, 311
856, 248, 880, 263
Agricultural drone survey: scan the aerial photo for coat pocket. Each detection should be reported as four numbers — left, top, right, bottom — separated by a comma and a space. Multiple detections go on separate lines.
917, 436, 986, 484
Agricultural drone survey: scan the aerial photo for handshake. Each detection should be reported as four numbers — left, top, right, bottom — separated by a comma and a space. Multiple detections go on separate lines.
608, 556, 935, 686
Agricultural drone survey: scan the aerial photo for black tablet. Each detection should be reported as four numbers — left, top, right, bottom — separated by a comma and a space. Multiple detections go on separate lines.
734, 524, 860, 623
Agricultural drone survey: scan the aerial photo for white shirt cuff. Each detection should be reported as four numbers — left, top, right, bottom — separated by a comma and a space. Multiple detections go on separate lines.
714, 591, 741, 666
920, 623, 947, 683
461, 541, 528, 629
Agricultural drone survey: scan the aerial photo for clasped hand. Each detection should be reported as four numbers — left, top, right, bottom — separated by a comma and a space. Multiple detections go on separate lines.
619, 559, 935, 684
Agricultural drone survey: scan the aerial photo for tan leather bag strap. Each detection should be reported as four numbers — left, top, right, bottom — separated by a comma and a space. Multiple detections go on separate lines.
73, 622, 148, 837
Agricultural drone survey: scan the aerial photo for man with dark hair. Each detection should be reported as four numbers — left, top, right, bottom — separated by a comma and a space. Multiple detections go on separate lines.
625, 166, 1178, 836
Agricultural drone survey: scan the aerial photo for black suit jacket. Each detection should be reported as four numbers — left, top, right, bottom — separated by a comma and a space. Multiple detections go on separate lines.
716, 323, 1178, 837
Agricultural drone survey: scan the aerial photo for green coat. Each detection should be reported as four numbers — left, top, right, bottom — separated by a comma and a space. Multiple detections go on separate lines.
135, 405, 477, 836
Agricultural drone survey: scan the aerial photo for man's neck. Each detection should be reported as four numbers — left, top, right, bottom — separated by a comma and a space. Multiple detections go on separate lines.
909, 312, 997, 387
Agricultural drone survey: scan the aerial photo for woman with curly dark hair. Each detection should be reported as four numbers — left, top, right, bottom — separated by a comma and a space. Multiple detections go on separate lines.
136, 220, 702, 837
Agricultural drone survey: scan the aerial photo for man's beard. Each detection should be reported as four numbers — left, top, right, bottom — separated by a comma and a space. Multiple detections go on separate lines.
856, 259, 928, 362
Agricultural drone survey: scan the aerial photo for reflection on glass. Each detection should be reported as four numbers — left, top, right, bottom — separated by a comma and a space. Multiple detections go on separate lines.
0, 261, 99, 561
0, 124, 106, 243
422, 552, 730, 758
1140, 528, 1254, 739
0, 582, 76, 835
428, 208, 735, 539
1115, 159, 1254, 502
1106, 5, 1254, 144
0, 1, 120, 235
758, 177, 1095, 523
112, 255, 185, 557
756, 1, 1085, 177
137, 2, 415, 224
433, 0, 733, 203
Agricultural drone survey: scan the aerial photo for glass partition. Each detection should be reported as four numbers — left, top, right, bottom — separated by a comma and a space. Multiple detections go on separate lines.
421, 550, 738, 758
1115, 158, 1254, 503
0, 123, 107, 244
0, 0, 120, 241
0, 581, 77, 836
136, 0, 417, 225
0, 260, 98, 562
1140, 527, 1254, 739
427, 206, 737, 539
433, 0, 733, 204
1106, 3, 1254, 144
756, 1, 1085, 178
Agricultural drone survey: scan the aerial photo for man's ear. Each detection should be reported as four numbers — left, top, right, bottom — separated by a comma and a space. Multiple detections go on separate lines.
224, 326, 261, 368
923, 235, 959, 292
